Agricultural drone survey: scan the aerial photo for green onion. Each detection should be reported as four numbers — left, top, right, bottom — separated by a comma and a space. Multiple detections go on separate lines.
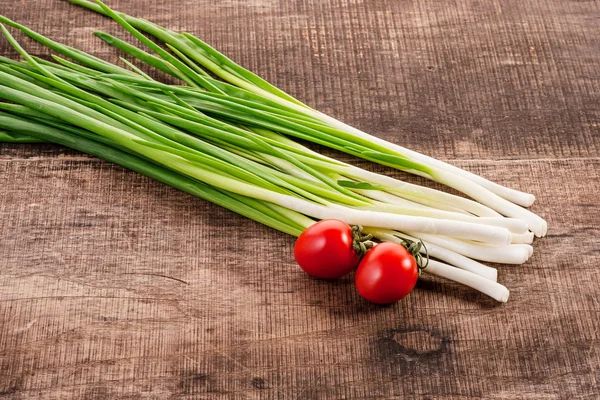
0, 4, 550, 301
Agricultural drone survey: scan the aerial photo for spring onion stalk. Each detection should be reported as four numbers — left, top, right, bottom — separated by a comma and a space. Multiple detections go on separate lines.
364, 228, 498, 282
167, 88, 547, 234
94, 31, 193, 83
65, 0, 543, 220
425, 260, 510, 303
364, 202, 527, 233
402, 232, 533, 264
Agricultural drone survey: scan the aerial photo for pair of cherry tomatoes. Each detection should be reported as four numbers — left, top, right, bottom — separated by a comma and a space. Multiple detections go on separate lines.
294, 220, 419, 304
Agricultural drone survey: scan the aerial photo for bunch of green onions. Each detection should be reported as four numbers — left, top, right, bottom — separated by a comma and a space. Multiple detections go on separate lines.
0, 0, 547, 302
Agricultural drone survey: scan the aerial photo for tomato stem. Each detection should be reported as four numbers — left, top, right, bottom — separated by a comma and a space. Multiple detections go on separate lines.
351, 225, 375, 258
400, 238, 429, 275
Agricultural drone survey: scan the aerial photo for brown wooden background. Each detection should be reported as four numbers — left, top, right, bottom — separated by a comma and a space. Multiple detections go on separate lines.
1, 0, 599, 398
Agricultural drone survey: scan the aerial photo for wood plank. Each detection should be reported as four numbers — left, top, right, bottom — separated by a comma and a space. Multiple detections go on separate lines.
0, 157, 598, 398
1, 0, 599, 161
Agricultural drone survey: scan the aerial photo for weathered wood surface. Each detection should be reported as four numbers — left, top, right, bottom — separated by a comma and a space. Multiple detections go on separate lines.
0, 0, 599, 398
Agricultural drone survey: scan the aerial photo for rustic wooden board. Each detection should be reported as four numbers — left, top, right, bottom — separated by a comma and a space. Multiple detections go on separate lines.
1, 0, 599, 398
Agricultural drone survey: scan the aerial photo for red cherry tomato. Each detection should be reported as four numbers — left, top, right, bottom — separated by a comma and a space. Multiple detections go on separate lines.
355, 242, 418, 304
294, 220, 360, 279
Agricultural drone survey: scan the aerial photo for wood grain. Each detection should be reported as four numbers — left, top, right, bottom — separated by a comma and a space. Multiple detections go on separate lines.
1, 0, 599, 398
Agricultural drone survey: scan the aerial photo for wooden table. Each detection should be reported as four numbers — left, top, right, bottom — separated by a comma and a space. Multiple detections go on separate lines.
1, 1, 599, 398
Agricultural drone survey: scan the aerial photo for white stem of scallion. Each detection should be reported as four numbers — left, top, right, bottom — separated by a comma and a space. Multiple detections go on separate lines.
403, 232, 533, 264
365, 202, 528, 234
366, 228, 498, 282
425, 260, 510, 303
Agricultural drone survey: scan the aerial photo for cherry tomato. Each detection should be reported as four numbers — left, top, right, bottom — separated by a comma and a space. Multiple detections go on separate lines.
355, 242, 418, 304
294, 220, 360, 279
